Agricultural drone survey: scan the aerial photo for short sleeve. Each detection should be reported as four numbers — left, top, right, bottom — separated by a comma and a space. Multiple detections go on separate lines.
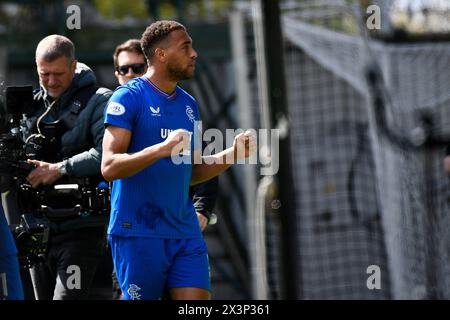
104, 86, 138, 132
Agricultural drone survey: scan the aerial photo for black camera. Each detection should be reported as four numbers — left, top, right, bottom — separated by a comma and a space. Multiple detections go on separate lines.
0, 85, 37, 179
1, 85, 110, 269
0, 85, 49, 268
37, 181, 111, 220
11, 213, 50, 269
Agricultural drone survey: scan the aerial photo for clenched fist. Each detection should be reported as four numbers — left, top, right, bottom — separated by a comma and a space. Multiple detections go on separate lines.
161, 129, 192, 158
233, 130, 257, 161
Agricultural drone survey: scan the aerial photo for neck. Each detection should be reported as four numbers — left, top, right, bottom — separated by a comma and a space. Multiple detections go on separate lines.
145, 68, 177, 94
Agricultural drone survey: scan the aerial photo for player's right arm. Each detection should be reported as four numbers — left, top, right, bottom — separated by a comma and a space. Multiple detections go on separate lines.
101, 126, 187, 182
101, 87, 190, 181
102, 125, 157, 181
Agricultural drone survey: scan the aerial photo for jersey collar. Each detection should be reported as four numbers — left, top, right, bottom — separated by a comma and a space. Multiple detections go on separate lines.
143, 77, 177, 100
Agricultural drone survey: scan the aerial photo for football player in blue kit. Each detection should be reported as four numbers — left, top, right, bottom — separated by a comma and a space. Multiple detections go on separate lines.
0, 206, 24, 300
102, 20, 256, 300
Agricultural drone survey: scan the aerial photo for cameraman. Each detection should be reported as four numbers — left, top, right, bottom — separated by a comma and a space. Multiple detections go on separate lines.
14, 35, 112, 300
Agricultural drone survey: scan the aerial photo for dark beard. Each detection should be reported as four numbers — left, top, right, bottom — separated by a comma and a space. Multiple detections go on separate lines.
167, 64, 194, 82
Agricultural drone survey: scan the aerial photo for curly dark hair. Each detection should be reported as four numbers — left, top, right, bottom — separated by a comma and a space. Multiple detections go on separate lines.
141, 20, 186, 64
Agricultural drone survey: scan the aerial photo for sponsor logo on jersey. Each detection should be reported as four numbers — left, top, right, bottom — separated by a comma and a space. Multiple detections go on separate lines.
160, 128, 193, 140
106, 102, 126, 116
161, 128, 174, 139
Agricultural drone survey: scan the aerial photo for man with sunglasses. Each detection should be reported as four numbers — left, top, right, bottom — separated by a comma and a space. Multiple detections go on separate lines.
109, 38, 219, 300
113, 39, 148, 85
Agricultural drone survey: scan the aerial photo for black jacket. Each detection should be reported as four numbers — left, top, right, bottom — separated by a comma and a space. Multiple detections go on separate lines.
28, 62, 112, 232
31, 62, 112, 176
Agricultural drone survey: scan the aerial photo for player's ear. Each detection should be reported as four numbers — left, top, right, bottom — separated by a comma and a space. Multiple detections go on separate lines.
155, 47, 166, 63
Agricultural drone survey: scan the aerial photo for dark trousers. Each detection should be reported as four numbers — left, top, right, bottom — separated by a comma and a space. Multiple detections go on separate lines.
29, 227, 106, 300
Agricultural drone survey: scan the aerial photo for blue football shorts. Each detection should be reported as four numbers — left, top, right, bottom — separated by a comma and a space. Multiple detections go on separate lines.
0, 254, 24, 300
109, 235, 211, 300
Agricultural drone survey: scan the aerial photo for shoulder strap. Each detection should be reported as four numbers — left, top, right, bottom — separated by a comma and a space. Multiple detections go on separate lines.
60, 84, 98, 130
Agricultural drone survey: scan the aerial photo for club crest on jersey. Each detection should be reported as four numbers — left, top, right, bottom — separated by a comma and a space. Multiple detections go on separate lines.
127, 284, 142, 300
106, 102, 126, 116
185, 105, 195, 123
149, 106, 161, 116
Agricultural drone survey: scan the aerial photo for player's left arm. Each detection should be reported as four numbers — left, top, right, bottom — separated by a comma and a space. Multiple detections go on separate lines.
191, 130, 256, 185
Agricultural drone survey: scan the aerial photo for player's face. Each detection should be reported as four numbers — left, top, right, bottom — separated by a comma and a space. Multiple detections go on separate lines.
165, 29, 197, 81
115, 50, 148, 85
36, 56, 76, 98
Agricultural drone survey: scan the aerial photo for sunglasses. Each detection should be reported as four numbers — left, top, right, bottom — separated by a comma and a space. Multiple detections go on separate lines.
116, 63, 147, 75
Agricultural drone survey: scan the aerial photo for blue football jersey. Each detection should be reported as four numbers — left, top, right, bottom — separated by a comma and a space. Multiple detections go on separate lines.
104, 77, 202, 239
